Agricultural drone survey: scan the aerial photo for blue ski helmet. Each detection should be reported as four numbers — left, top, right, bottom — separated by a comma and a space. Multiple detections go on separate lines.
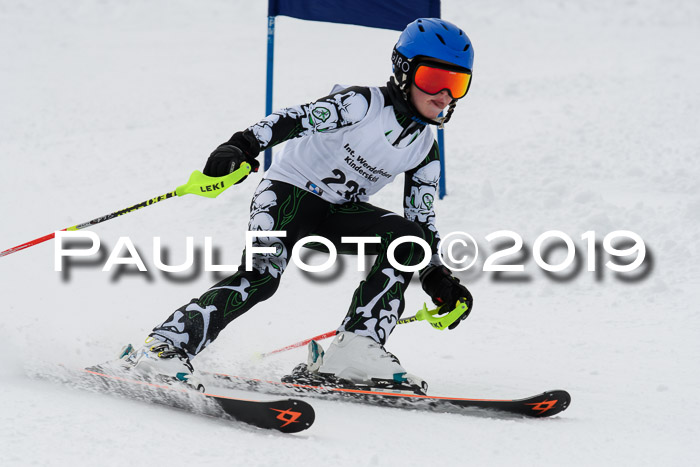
392, 18, 474, 97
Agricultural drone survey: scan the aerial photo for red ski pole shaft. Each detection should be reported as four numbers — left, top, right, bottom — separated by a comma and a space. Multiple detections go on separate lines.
257, 302, 465, 359
0, 164, 251, 259
260, 330, 339, 358
0, 191, 177, 258
259, 319, 414, 359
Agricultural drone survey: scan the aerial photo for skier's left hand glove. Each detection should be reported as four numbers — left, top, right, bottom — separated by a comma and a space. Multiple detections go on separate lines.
419, 265, 474, 329
203, 130, 261, 182
204, 144, 260, 181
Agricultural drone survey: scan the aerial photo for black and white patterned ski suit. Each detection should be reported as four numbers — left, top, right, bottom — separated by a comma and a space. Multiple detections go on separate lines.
152, 84, 444, 358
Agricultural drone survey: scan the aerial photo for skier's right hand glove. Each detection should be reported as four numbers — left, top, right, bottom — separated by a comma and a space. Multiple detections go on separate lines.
203, 130, 261, 182
419, 265, 474, 329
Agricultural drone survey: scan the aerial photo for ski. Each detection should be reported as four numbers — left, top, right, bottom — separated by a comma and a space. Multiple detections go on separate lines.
35, 366, 315, 433
205, 369, 571, 418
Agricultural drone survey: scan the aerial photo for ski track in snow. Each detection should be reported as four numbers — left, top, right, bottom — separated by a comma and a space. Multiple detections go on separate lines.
1, 1, 699, 466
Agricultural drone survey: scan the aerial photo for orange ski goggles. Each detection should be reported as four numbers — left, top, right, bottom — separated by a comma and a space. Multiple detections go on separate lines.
413, 63, 472, 99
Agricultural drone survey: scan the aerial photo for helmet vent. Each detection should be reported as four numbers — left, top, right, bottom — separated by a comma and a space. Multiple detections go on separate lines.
463, 44, 470, 51
435, 33, 446, 45
418, 24, 425, 32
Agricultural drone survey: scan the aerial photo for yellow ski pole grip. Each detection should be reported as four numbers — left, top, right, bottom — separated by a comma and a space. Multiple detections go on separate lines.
176, 162, 252, 198
412, 300, 470, 330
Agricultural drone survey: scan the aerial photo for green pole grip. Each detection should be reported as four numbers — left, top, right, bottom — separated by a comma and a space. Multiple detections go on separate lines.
413, 300, 470, 330
175, 162, 252, 198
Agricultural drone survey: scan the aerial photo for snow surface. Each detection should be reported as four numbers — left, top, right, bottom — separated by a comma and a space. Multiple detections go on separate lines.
1, 0, 700, 465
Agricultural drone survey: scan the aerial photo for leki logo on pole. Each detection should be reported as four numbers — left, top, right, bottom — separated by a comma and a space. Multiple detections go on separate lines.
526, 399, 559, 415
270, 407, 303, 427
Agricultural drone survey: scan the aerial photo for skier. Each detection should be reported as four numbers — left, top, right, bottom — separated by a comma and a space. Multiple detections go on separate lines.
112, 18, 475, 394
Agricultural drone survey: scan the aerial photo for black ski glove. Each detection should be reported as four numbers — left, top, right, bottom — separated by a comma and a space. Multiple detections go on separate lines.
203, 131, 261, 182
419, 265, 474, 329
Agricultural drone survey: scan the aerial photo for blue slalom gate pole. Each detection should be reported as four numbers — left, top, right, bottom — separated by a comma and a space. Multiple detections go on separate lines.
264, 16, 275, 170
437, 122, 446, 199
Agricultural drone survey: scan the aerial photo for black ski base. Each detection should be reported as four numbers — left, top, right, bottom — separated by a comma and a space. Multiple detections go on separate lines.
208, 365, 571, 419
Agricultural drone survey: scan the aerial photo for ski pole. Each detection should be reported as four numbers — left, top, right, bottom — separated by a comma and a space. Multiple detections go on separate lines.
257, 330, 339, 359
0, 163, 252, 258
259, 300, 469, 358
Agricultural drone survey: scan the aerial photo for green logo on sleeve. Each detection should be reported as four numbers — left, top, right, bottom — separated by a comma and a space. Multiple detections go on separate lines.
312, 107, 331, 122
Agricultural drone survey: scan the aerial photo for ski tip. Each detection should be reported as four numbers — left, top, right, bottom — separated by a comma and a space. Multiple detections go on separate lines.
523, 389, 571, 417
267, 399, 316, 433
213, 396, 315, 433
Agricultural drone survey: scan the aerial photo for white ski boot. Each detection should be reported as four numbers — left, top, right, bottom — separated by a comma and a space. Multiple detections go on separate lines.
304, 332, 428, 394
103, 336, 205, 391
